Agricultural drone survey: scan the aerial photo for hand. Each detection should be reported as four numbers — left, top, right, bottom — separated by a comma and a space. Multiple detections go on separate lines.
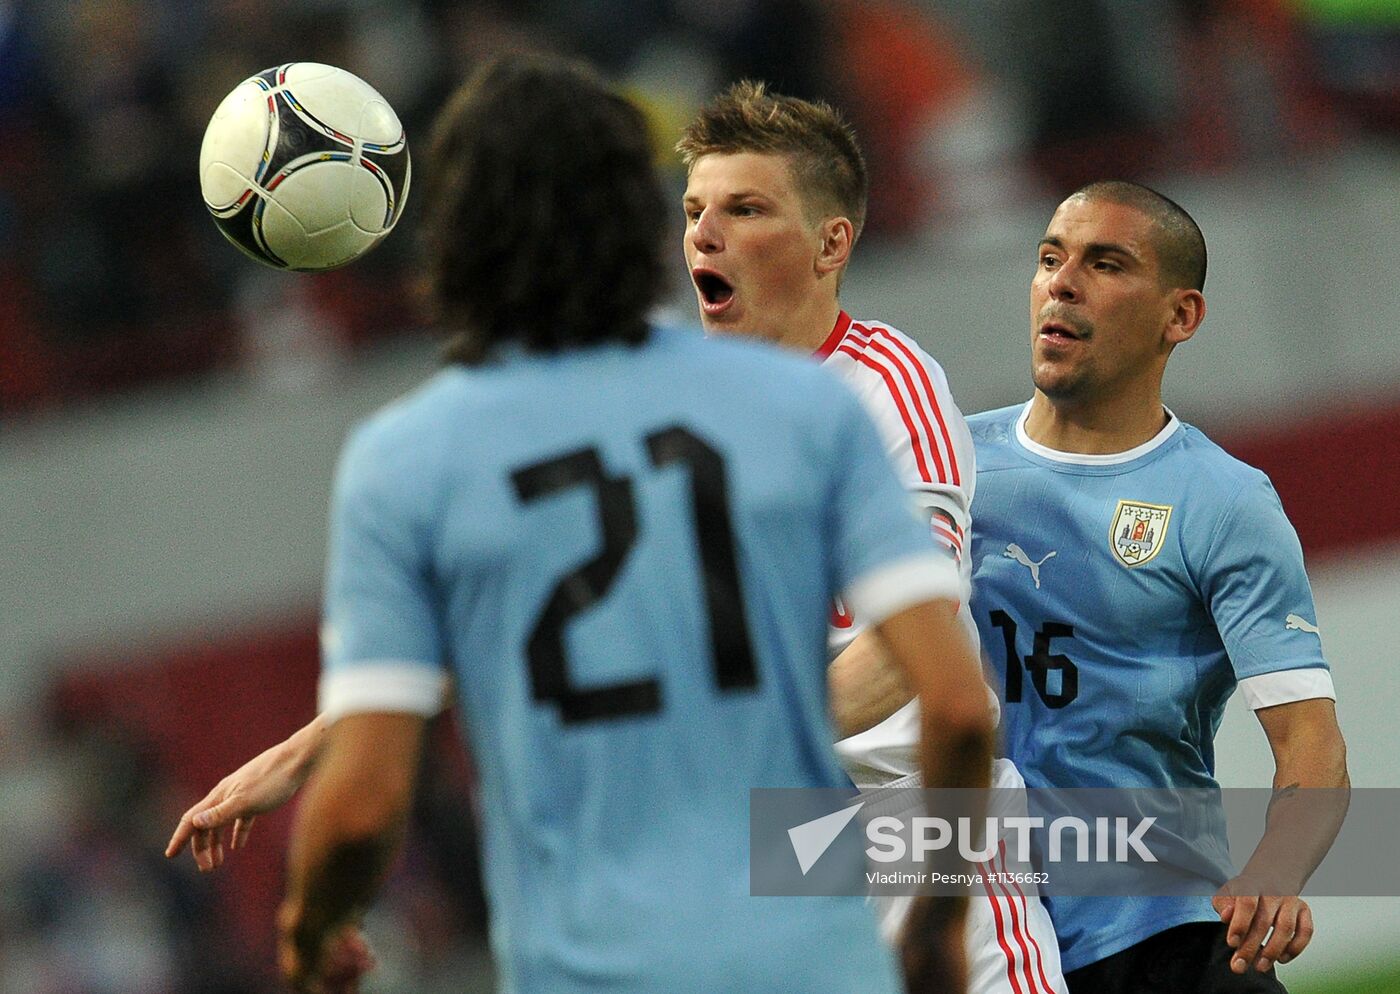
165, 731, 318, 871
1213, 879, 1315, 974
278, 903, 377, 994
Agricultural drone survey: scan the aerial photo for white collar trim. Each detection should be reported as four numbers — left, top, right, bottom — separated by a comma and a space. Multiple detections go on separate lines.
1014, 402, 1180, 465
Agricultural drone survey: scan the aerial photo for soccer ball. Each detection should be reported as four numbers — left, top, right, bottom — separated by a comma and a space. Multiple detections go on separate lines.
199, 63, 411, 272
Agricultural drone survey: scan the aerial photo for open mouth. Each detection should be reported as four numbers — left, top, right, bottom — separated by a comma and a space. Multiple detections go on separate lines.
1039, 319, 1083, 344
692, 269, 734, 314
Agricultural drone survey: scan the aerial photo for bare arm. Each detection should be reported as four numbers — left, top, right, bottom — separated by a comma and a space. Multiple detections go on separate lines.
1214, 697, 1349, 974
870, 599, 991, 792
830, 487, 975, 741
828, 629, 912, 739
279, 711, 426, 992
166, 713, 330, 871
869, 598, 994, 993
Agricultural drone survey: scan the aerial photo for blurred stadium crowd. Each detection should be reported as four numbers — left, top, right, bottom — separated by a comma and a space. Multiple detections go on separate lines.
1, 625, 499, 993
1, 0, 1397, 991
0, 0, 1395, 417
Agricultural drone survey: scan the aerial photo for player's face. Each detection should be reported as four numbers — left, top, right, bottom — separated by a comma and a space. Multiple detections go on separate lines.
1029, 197, 1178, 403
682, 152, 826, 341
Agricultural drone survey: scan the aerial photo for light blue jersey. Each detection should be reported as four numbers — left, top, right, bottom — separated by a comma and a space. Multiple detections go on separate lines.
318, 325, 958, 994
968, 403, 1331, 973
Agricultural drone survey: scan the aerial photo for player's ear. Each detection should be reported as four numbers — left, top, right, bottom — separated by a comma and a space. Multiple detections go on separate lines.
815, 216, 854, 276
1164, 288, 1205, 347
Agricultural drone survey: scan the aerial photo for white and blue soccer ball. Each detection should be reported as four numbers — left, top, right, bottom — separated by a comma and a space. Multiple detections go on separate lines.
199, 63, 411, 272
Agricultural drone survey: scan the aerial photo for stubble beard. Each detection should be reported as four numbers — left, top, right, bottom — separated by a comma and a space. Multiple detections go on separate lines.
1031, 352, 1092, 403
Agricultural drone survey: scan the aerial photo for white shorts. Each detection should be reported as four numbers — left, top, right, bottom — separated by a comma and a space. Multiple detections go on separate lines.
871, 759, 1067, 994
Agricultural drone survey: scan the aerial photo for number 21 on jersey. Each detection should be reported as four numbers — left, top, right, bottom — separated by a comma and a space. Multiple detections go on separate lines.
511, 425, 759, 724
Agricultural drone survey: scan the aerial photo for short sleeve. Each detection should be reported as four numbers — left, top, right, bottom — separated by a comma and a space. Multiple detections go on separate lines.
824, 381, 961, 625
319, 422, 450, 722
1201, 474, 1330, 690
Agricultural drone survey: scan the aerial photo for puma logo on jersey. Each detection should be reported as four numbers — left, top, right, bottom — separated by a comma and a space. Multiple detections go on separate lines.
1285, 614, 1321, 635
1005, 543, 1056, 588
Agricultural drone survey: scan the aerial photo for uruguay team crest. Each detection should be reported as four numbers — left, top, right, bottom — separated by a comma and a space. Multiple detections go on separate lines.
1110, 499, 1173, 567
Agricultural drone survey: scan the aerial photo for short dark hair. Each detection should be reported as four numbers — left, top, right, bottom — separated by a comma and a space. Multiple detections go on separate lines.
677, 80, 868, 242
1069, 180, 1207, 292
422, 54, 668, 364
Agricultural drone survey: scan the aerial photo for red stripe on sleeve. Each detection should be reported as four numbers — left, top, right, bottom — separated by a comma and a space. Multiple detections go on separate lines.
852, 323, 949, 483
835, 343, 934, 484
932, 522, 963, 550
872, 327, 963, 487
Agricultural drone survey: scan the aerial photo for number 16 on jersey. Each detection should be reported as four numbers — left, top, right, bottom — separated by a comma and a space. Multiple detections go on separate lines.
988, 611, 1079, 708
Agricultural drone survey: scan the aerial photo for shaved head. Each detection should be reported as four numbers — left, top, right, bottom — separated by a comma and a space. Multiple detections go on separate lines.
1066, 181, 1207, 292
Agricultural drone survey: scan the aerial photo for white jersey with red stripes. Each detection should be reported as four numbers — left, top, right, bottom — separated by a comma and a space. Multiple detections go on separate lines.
816, 312, 980, 784
817, 313, 1067, 994
866, 760, 1065, 994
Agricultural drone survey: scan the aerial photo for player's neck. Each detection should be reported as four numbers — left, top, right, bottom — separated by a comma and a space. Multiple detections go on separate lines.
1024, 391, 1171, 455
776, 297, 843, 355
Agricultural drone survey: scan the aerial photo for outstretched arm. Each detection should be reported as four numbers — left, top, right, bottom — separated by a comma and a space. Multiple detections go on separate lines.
165, 714, 330, 871
279, 711, 425, 993
1213, 697, 1349, 975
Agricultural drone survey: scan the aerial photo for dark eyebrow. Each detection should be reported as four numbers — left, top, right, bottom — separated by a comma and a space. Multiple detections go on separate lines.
1038, 235, 1141, 263
1085, 241, 1139, 262
685, 189, 772, 206
723, 190, 774, 206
